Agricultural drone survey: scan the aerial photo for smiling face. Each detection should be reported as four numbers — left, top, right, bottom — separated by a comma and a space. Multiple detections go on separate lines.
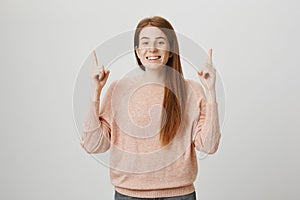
135, 26, 172, 70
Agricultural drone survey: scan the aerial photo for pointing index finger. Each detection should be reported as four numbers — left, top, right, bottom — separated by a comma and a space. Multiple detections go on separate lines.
92, 50, 99, 67
208, 48, 213, 65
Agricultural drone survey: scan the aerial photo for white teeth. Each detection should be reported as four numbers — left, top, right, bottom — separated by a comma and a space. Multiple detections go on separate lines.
147, 56, 160, 60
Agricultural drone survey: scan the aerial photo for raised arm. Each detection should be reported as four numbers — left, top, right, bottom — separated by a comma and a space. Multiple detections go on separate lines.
80, 51, 114, 154
193, 48, 221, 154
192, 86, 221, 154
81, 98, 111, 154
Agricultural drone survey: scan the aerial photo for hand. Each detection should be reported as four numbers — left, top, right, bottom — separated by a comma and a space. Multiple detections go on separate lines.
197, 48, 216, 91
91, 50, 110, 91
91, 65, 110, 90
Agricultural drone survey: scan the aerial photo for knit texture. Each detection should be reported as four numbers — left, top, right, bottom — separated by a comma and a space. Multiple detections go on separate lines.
81, 78, 221, 198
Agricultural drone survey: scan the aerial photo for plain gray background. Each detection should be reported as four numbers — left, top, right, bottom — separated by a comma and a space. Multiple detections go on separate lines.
1, 0, 299, 199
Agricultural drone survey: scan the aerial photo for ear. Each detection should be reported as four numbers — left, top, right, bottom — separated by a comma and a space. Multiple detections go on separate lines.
169, 52, 173, 58
135, 46, 140, 59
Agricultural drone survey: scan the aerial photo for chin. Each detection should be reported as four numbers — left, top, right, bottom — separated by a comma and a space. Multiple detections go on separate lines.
143, 63, 165, 70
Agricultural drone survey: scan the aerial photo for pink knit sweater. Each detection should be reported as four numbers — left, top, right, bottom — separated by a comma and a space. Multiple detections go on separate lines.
81, 78, 221, 198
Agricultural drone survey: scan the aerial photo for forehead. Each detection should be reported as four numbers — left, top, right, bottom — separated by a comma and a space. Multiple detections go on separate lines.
139, 26, 167, 39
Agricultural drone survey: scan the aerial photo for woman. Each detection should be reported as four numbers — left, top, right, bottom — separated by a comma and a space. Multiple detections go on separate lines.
80, 16, 221, 200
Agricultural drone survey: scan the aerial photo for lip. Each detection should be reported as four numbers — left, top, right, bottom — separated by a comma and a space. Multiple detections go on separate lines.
146, 55, 161, 60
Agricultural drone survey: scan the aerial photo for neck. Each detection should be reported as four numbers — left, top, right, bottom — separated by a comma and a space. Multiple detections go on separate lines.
142, 67, 166, 84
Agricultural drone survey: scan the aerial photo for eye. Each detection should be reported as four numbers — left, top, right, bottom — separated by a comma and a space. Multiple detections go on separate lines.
158, 41, 165, 45
141, 42, 148, 45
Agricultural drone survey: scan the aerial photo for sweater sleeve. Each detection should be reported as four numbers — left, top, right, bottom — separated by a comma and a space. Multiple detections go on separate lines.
191, 81, 221, 154
80, 80, 117, 154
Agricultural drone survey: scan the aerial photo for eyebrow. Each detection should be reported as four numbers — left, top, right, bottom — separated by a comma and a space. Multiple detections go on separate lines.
140, 36, 166, 40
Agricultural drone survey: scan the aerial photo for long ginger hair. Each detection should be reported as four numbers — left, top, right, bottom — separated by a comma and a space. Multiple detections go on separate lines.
134, 16, 187, 147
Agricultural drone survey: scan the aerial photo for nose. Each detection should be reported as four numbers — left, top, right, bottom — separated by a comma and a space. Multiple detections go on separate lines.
148, 42, 157, 51
148, 43, 158, 52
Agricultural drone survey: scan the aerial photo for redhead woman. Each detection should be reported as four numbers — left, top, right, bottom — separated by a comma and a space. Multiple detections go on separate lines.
80, 16, 221, 200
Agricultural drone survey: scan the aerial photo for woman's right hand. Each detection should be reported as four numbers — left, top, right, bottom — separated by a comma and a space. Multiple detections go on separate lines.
91, 64, 110, 92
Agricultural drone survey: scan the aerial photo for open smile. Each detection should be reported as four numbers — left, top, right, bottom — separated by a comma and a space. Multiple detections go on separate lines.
146, 56, 161, 60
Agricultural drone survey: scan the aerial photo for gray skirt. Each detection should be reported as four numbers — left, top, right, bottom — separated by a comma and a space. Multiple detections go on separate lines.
114, 190, 197, 200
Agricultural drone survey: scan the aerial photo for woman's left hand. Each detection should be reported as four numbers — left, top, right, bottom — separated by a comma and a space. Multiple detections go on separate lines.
198, 48, 216, 91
